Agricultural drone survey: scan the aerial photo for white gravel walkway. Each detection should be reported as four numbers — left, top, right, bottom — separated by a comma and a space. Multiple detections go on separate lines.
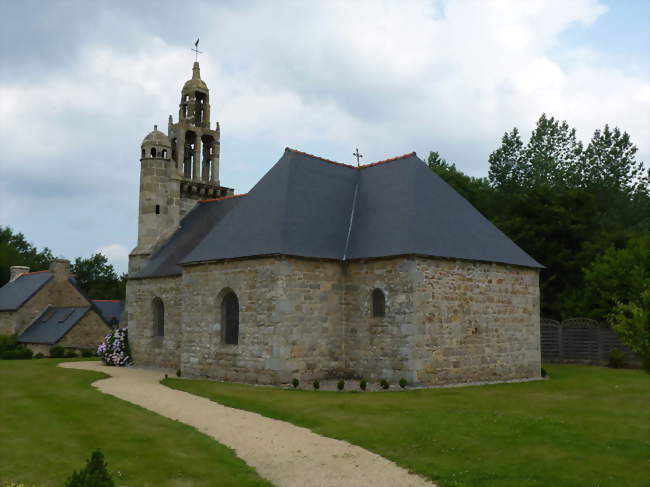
60, 361, 435, 487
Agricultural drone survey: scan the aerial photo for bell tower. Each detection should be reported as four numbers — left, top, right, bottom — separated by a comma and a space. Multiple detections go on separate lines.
129, 61, 233, 275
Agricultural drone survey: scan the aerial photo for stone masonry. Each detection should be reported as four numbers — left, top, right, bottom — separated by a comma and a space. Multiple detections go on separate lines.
129, 255, 540, 385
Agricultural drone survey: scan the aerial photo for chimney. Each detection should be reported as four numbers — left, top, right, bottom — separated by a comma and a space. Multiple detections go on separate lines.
9, 266, 30, 282
49, 259, 71, 281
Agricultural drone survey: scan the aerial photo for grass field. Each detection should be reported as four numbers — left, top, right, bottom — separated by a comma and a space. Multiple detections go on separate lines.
165, 365, 650, 487
0, 358, 271, 487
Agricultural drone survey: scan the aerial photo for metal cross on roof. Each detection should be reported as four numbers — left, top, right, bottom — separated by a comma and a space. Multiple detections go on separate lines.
353, 148, 363, 166
192, 38, 203, 61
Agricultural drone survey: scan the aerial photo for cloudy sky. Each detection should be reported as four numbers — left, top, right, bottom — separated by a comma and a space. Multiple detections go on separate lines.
0, 0, 648, 274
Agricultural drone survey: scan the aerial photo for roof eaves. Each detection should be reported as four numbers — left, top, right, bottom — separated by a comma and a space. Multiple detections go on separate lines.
198, 193, 248, 204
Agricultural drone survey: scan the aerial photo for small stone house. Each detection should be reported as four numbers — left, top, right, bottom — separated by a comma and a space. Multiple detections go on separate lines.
127, 62, 543, 385
0, 260, 118, 354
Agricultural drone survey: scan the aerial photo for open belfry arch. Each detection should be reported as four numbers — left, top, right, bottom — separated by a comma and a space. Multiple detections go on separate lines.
130, 61, 233, 274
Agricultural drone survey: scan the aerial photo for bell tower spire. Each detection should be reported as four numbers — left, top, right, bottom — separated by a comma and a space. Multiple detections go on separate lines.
129, 57, 233, 275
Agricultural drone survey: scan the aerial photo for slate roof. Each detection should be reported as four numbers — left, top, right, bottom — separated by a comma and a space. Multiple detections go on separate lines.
92, 300, 124, 326
133, 195, 243, 278
175, 148, 542, 268
17, 306, 90, 344
0, 271, 53, 311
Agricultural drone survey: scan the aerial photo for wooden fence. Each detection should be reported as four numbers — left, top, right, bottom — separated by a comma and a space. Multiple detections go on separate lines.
540, 317, 638, 364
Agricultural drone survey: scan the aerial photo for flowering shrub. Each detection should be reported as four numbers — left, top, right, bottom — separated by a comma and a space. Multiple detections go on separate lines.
97, 328, 132, 366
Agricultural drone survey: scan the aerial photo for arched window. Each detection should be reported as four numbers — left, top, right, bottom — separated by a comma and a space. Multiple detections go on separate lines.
372, 289, 385, 318
221, 291, 239, 345
141, 148, 145, 158
161, 149, 167, 159
150, 147, 157, 158
152, 297, 164, 337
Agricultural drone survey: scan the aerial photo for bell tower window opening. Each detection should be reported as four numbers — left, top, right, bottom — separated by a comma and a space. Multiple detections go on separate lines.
155, 204, 160, 215
150, 147, 157, 158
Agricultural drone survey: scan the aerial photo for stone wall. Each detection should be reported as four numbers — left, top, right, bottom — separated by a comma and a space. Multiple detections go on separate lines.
59, 310, 111, 349
411, 257, 540, 384
342, 257, 418, 381
0, 277, 88, 336
127, 275, 183, 369
130, 254, 540, 385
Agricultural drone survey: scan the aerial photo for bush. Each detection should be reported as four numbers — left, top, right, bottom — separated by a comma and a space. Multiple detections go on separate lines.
0, 334, 18, 353
0, 334, 33, 360
312, 379, 320, 390
541, 367, 547, 378
65, 350, 78, 358
399, 377, 407, 389
34, 352, 45, 359
359, 379, 367, 391
81, 349, 93, 358
97, 328, 132, 366
380, 379, 390, 390
608, 349, 626, 369
64, 449, 114, 487
292, 378, 299, 388
0, 348, 33, 360
611, 289, 650, 373
337, 380, 345, 391
49, 346, 65, 358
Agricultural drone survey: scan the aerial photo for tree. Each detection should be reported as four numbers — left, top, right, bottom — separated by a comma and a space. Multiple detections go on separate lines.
65, 449, 114, 487
581, 125, 646, 194
611, 289, 650, 373
489, 115, 583, 190
71, 253, 126, 300
0, 226, 54, 285
577, 235, 650, 320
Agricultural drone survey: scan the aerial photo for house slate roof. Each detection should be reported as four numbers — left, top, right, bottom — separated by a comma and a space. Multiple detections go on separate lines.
92, 300, 124, 326
176, 148, 542, 269
17, 306, 90, 344
0, 271, 53, 311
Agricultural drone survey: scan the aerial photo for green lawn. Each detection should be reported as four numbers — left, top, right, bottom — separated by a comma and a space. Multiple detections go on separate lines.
0, 359, 271, 487
165, 365, 650, 487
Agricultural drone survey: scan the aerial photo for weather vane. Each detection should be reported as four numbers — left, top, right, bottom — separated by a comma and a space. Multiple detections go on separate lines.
192, 38, 203, 62
353, 147, 363, 166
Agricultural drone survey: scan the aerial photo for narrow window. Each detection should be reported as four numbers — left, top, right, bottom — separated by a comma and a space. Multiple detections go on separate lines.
155, 204, 160, 214
152, 297, 164, 337
141, 148, 145, 158
161, 149, 167, 158
372, 289, 386, 318
221, 291, 239, 345
150, 147, 157, 157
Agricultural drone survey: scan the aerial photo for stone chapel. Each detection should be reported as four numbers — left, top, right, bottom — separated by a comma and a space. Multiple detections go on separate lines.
127, 61, 542, 385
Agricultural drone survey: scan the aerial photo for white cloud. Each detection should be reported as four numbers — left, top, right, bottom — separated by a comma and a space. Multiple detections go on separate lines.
0, 0, 647, 265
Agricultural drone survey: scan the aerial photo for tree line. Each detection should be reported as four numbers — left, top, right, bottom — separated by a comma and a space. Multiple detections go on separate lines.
428, 114, 649, 322
0, 227, 126, 300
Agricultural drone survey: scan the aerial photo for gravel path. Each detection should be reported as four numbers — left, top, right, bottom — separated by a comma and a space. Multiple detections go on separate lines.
60, 361, 435, 487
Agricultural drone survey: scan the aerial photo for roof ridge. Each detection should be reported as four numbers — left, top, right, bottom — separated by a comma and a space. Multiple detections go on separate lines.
285, 147, 356, 168
21, 270, 50, 276
199, 193, 248, 204
285, 147, 417, 170
359, 152, 417, 168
